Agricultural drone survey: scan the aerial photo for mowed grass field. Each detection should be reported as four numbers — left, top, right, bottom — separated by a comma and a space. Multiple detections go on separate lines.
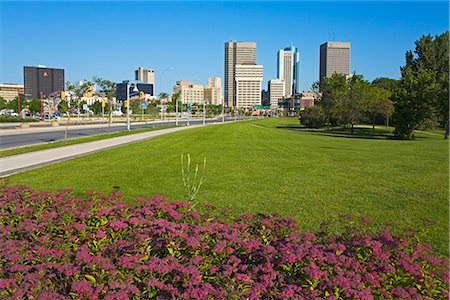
8, 118, 449, 255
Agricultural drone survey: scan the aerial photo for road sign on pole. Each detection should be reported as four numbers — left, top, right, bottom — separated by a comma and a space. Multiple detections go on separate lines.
140, 101, 147, 109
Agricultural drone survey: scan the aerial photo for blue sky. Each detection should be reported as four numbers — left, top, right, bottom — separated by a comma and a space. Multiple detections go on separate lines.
0, 1, 448, 94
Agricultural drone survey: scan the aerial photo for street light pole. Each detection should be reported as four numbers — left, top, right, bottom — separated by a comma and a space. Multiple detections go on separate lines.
175, 98, 179, 126
203, 99, 206, 125
126, 83, 139, 131
187, 99, 190, 126
126, 82, 130, 131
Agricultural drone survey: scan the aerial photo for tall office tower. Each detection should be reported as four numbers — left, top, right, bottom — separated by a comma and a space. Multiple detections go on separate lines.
277, 46, 300, 97
235, 64, 263, 109
224, 41, 256, 108
268, 79, 285, 111
135, 67, 155, 85
23, 65, 65, 99
319, 42, 351, 81
204, 77, 223, 105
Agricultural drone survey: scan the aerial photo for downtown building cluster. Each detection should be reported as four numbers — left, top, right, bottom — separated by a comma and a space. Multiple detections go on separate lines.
2, 41, 351, 116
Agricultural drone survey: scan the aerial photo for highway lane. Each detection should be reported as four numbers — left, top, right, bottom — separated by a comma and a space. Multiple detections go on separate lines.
0, 117, 241, 150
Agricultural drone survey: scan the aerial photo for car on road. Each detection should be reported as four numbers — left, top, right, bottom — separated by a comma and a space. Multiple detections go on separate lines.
43, 112, 60, 120
111, 110, 123, 116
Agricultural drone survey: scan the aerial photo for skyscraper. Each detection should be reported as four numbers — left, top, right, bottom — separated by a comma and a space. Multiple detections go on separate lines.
277, 46, 300, 97
135, 67, 155, 85
23, 65, 64, 99
224, 41, 257, 108
319, 42, 351, 81
235, 64, 263, 109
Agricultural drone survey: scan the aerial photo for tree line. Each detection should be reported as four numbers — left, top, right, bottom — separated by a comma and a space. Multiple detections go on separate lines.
302, 31, 448, 139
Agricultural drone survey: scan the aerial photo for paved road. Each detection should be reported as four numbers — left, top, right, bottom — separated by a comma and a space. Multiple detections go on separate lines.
0, 125, 208, 177
0, 117, 243, 150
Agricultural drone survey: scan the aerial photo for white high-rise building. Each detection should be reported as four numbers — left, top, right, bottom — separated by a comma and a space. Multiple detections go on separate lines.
204, 77, 223, 106
268, 79, 285, 111
135, 67, 155, 85
278, 46, 300, 97
235, 64, 263, 109
224, 41, 257, 108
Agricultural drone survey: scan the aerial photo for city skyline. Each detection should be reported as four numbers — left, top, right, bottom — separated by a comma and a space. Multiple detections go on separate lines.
0, 1, 448, 94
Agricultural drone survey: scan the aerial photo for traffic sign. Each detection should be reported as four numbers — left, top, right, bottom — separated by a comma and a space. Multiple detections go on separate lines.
140, 101, 147, 109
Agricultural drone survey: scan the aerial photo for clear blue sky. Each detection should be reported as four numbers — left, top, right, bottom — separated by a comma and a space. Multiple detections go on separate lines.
0, 1, 448, 94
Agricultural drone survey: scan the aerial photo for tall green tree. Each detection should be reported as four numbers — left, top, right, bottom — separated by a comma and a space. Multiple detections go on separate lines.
315, 73, 348, 127
394, 31, 449, 139
158, 92, 169, 100
29, 99, 41, 114
0, 97, 7, 110
371, 77, 400, 93
365, 86, 394, 130
337, 75, 370, 133
393, 68, 436, 139
57, 100, 69, 113
93, 77, 116, 128
7, 95, 27, 114
66, 81, 92, 117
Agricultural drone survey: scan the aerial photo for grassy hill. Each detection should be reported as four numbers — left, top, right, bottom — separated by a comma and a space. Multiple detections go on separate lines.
8, 118, 449, 255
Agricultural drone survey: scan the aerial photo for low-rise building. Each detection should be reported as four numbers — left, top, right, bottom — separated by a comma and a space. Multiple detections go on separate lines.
173, 80, 205, 104
299, 91, 319, 109
0, 83, 24, 100
116, 80, 154, 101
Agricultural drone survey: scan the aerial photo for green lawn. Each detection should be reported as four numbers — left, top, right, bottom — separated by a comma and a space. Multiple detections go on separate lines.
8, 118, 449, 255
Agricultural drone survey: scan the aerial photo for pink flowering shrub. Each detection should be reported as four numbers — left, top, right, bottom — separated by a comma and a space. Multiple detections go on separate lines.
0, 185, 448, 299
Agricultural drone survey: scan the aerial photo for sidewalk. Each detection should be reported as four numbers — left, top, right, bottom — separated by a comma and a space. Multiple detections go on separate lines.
0, 124, 205, 177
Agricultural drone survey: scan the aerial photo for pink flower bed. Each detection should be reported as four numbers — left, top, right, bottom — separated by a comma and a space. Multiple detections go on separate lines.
0, 185, 448, 299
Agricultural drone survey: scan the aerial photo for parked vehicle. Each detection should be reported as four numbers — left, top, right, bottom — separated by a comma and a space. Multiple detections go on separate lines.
111, 110, 123, 116
0, 109, 18, 117
42, 113, 60, 120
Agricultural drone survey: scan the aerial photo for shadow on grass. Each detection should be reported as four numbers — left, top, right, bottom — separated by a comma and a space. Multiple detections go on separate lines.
276, 125, 401, 140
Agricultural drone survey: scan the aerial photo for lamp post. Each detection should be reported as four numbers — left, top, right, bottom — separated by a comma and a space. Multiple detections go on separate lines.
221, 96, 225, 123
126, 82, 139, 131
17, 88, 21, 116
159, 67, 174, 97
175, 95, 179, 126
203, 99, 206, 125
187, 99, 190, 126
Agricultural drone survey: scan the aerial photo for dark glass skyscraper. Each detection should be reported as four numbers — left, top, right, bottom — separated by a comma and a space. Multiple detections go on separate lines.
23, 66, 65, 99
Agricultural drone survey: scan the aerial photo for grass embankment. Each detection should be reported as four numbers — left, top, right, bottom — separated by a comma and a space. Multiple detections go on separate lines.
0, 126, 174, 158
8, 118, 449, 255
